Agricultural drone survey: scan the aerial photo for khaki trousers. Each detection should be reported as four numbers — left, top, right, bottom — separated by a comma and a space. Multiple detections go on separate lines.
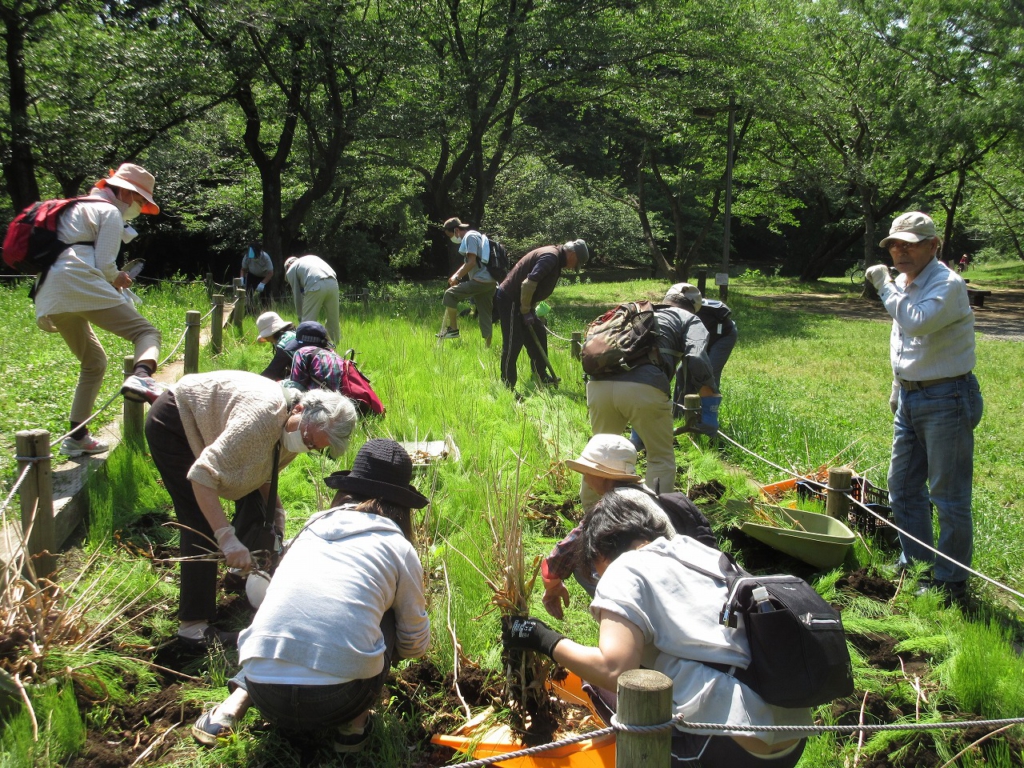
49, 303, 161, 422
585, 380, 674, 508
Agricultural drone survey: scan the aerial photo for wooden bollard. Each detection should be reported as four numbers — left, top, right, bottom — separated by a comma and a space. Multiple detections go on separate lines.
682, 394, 702, 432
234, 286, 246, 332
827, 467, 854, 520
233, 277, 243, 291
122, 356, 145, 447
362, 288, 370, 312
697, 268, 707, 295
571, 331, 582, 360
16, 429, 56, 579
184, 310, 201, 374
616, 669, 673, 767
211, 295, 224, 354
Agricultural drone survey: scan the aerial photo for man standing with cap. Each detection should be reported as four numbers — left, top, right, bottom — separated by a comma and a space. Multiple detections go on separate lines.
495, 238, 588, 390
284, 254, 341, 345
437, 217, 497, 345
868, 211, 983, 607
240, 241, 274, 311
33, 162, 165, 457
540, 434, 715, 619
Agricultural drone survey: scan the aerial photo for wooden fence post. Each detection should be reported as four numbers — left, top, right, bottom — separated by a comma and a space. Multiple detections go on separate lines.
16, 430, 55, 579
697, 268, 708, 295
571, 332, 582, 360
362, 288, 370, 312
616, 668, 673, 767
122, 356, 145, 447
211, 295, 224, 354
233, 277, 243, 291
234, 286, 246, 332
827, 467, 853, 520
184, 310, 201, 374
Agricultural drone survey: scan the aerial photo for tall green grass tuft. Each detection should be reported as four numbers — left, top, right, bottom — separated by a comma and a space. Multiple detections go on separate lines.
935, 616, 1024, 718
0, 682, 85, 768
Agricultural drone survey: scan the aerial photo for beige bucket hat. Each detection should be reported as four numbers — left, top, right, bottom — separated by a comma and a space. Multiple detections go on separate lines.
256, 312, 294, 342
563, 434, 642, 481
96, 163, 159, 214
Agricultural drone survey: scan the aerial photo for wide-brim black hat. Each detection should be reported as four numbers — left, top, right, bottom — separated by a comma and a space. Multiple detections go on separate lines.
325, 438, 428, 509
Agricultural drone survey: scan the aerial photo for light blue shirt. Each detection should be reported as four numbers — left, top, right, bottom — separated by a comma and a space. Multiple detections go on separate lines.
879, 257, 975, 381
459, 230, 494, 283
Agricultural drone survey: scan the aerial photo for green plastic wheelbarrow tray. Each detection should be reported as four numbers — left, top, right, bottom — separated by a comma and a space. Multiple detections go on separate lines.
741, 506, 856, 569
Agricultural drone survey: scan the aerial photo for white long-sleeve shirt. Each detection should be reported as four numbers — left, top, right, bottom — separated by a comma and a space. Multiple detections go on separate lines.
878, 257, 975, 381
34, 187, 131, 327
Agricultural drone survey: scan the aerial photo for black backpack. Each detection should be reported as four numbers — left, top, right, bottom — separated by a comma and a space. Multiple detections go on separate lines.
655, 491, 717, 550
482, 238, 509, 282
688, 553, 853, 709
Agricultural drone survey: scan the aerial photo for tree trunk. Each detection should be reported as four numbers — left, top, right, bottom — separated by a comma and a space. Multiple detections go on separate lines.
636, 162, 673, 278
860, 186, 876, 268
940, 166, 967, 264
2, 13, 41, 211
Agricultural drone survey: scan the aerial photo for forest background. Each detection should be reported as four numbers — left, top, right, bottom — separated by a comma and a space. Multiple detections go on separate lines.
3, 0, 1024, 286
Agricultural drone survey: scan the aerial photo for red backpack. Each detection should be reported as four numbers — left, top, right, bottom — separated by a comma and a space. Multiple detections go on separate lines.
3, 196, 101, 297
290, 347, 385, 416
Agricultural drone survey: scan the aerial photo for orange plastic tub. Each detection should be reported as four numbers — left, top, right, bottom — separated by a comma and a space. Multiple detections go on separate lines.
431, 673, 616, 767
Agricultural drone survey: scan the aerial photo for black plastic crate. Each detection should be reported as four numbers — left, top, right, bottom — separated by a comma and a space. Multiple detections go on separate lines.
795, 478, 893, 537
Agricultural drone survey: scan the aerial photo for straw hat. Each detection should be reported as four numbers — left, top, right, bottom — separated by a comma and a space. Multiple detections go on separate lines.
95, 163, 159, 214
256, 312, 294, 342
563, 434, 641, 482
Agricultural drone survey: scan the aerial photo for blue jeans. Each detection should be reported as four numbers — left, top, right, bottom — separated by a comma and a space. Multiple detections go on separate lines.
888, 375, 983, 583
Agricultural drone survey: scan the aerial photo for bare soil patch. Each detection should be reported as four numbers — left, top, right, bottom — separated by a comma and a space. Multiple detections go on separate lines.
756, 286, 1024, 341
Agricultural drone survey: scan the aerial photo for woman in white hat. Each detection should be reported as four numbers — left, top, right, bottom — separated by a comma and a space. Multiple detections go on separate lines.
33, 163, 165, 457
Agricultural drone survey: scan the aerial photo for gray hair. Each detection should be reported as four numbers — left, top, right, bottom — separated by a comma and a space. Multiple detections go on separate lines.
298, 389, 358, 457
579, 486, 674, 573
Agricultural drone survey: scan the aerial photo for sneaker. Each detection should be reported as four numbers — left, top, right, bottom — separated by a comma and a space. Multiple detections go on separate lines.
192, 708, 237, 747
177, 625, 239, 652
435, 328, 460, 339
121, 374, 167, 404
333, 720, 372, 754
60, 435, 109, 457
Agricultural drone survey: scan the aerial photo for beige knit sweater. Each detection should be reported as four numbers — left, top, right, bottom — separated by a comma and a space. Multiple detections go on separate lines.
173, 371, 298, 500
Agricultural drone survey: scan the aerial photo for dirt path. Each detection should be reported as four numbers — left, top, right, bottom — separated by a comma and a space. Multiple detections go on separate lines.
755, 286, 1024, 341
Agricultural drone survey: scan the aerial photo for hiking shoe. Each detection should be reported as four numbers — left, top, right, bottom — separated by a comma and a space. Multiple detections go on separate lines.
192, 708, 237, 747
59, 435, 109, 457
435, 328, 460, 339
177, 626, 239, 652
121, 374, 167, 404
914, 578, 968, 608
333, 720, 372, 753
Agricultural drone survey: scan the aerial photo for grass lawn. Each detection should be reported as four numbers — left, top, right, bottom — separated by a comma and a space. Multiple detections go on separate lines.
2, 263, 1024, 767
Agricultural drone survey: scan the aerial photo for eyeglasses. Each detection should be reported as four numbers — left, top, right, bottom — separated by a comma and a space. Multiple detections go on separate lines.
887, 240, 927, 252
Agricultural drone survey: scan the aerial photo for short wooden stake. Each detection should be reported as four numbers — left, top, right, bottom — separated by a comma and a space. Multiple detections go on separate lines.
233, 277, 243, 291
616, 668, 673, 767
122, 356, 145, 447
211, 295, 224, 353
683, 394, 702, 432
16, 430, 56, 580
362, 288, 370, 312
571, 332, 582, 360
697, 268, 708, 295
184, 310, 201, 374
827, 467, 854, 520
234, 286, 246, 332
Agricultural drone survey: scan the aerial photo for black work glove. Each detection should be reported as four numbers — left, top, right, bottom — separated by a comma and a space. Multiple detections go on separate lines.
502, 616, 565, 657
521, 310, 538, 327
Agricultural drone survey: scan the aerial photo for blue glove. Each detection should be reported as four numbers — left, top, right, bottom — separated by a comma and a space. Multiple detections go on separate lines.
256, 282, 265, 293
698, 395, 722, 435
522, 310, 538, 328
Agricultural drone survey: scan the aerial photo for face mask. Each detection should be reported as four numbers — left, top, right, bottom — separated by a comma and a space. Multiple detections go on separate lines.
123, 201, 142, 221
450, 235, 462, 244
281, 424, 309, 454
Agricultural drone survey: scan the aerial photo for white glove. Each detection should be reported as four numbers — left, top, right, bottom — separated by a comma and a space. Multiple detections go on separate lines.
866, 265, 893, 292
256, 282, 265, 293
890, 380, 900, 415
214, 525, 252, 571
